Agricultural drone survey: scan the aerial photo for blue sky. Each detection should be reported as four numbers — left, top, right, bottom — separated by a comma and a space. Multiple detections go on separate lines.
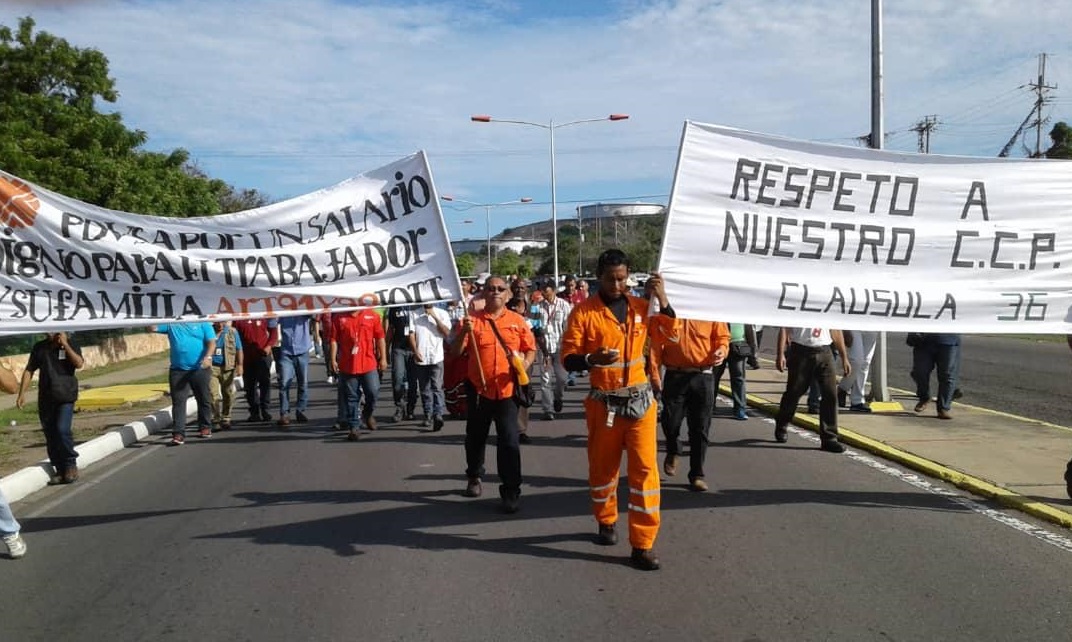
8, 0, 1072, 243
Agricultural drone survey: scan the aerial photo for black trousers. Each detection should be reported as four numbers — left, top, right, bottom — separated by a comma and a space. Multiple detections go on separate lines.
660, 369, 714, 479
464, 381, 522, 494
775, 344, 840, 443
169, 367, 213, 434
243, 354, 273, 418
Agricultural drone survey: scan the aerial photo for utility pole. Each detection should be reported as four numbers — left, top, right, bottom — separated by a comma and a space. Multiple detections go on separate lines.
911, 115, 939, 153
1030, 53, 1056, 157
869, 0, 893, 404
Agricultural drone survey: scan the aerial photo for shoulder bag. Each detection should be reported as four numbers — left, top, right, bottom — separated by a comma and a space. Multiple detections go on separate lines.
487, 317, 534, 408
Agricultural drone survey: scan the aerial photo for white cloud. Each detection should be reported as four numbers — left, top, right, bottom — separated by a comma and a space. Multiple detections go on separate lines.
8, 0, 1072, 233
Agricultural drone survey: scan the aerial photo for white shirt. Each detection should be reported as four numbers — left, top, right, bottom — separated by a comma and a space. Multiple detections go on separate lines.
537, 296, 572, 353
409, 307, 452, 365
789, 327, 832, 348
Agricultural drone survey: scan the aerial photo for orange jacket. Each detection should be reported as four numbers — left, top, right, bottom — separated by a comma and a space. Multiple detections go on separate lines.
461, 308, 536, 400
648, 317, 730, 387
560, 294, 654, 391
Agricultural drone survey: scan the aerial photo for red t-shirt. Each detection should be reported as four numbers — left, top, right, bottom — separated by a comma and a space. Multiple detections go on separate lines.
332, 310, 384, 374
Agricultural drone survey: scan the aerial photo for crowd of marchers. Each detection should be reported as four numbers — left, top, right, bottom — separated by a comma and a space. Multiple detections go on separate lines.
2, 248, 1072, 569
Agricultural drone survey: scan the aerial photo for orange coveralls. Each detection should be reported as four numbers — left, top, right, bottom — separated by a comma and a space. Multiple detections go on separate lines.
648, 317, 731, 380
560, 294, 660, 550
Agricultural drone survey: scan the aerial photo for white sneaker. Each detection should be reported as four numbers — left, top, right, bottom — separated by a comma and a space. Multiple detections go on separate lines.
3, 532, 26, 559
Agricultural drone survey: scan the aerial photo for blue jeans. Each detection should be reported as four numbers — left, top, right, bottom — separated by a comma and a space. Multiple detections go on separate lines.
713, 350, 748, 411
338, 370, 380, 428
391, 348, 417, 413
0, 488, 19, 536
912, 343, 960, 411
415, 362, 445, 418
278, 352, 310, 416
39, 400, 77, 474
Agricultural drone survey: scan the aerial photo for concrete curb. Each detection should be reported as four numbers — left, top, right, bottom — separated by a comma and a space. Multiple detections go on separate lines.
0, 397, 195, 504
738, 390, 1072, 530
2, 372, 253, 505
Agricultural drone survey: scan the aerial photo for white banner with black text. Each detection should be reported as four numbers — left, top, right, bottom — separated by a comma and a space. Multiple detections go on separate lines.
658, 121, 1072, 333
0, 152, 460, 335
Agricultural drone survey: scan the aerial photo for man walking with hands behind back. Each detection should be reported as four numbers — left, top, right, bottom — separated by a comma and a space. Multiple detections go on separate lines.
649, 316, 730, 492
560, 249, 676, 571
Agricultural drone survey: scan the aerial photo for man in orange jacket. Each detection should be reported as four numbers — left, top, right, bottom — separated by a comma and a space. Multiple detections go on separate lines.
560, 249, 675, 571
649, 317, 730, 492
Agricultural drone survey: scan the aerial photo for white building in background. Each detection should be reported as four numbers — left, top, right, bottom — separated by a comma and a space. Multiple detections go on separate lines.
450, 239, 486, 255
449, 237, 548, 257
450, 202, 663, 260
495, 237, 548, 254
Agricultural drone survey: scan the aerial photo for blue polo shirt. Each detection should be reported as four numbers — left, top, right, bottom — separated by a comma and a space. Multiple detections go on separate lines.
156, 322, 216, 370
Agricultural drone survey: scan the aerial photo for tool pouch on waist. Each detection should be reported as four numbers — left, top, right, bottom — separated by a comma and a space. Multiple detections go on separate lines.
591, 385, 653, 420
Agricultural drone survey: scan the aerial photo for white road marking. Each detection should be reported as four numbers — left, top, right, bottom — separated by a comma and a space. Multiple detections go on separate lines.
22, 439, 164, 519
748, 410, 1072, 554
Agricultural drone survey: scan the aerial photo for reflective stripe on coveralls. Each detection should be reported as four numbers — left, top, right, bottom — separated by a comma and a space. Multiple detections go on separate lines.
562, 293, 660, 550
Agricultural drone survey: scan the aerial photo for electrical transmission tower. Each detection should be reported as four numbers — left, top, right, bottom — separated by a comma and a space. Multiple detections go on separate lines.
911, 115, 939, 153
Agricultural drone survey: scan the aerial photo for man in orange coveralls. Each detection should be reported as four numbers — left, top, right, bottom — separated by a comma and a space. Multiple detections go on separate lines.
560, 249, 675, 571
649, 316, 730, 492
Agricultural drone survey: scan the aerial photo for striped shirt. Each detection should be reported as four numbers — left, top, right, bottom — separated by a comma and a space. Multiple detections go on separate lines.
537, 296, 572, 354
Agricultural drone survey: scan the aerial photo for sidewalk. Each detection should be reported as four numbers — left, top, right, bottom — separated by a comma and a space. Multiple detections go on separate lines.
735, 360, 1072, 528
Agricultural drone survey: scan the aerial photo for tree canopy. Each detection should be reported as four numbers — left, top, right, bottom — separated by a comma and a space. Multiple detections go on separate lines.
0, 16, 267, 216
1045, 122, 1072, 160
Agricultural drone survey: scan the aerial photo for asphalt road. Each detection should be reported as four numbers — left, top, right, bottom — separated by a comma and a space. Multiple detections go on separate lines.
885, 333, 1070, 426
756, 332, 1072, 426
4, 368, 1072, 641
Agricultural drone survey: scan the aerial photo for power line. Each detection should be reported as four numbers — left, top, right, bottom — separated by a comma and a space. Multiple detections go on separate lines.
911, 115, 939, 153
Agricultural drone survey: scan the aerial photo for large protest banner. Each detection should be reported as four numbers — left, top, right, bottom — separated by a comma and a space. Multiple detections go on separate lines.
658, 121, 1072, 333
0, 152, 460, 335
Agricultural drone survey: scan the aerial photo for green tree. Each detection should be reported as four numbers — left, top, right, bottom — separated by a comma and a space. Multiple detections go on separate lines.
186, 163, 270, 213
0, 16, 252, 216
1045, 121, 1072, 159
492, 249, 523, 278
454, 252, 478, 278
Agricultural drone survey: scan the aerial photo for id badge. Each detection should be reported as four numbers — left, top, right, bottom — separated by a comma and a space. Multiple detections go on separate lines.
605, 408, 616, 427
58, 350, 66, 361
351, 345, 359, 355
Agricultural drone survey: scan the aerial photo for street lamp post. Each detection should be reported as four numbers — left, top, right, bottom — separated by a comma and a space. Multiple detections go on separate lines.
471, 113, 629, 287
440, 196, 532, 271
